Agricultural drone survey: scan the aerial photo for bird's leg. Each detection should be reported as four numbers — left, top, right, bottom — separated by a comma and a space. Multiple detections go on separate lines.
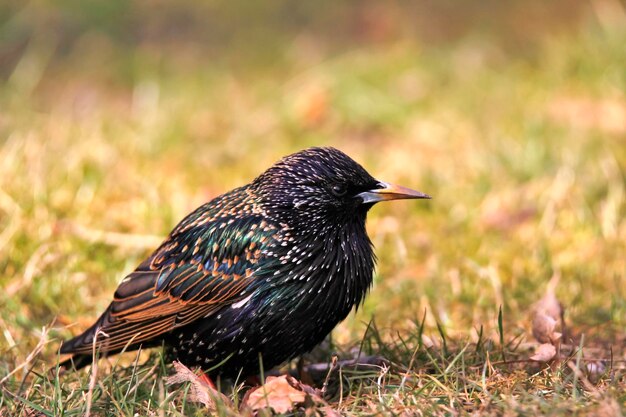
297, 356, 304, 377
288, 355, 391, 385
296, 356, 316, 386
245, 375, 261, 386
195, 369, 217, 390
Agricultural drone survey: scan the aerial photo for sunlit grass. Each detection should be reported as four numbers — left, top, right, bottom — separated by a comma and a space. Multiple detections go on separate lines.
1, 15, 625, 416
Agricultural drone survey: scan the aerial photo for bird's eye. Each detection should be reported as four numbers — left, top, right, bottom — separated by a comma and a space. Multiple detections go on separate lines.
330, 183, 348, 197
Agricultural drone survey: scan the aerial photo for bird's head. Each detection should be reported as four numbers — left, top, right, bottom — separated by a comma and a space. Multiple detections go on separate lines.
253, 147, 430, 225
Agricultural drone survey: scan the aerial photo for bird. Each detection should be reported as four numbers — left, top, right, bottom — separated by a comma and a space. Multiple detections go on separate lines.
59, 147, 430, 380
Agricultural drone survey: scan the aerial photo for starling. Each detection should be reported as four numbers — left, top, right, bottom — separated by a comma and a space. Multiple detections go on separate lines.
60, 147, 430, 379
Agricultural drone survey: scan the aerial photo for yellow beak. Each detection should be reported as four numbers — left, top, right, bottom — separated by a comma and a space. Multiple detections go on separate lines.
357, 181, 431, 204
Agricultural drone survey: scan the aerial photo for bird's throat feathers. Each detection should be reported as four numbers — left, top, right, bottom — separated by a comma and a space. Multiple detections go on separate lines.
270, 211, 376, 315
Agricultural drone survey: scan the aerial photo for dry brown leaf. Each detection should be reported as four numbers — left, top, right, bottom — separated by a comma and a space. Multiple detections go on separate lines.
532, 313, 558, 344
166, 361, 231, 411
530, 343, 557, 362
531, 272, 565, 347
533, 291, 563, 323
532, 272, 563, 320
245, 375, 307, 414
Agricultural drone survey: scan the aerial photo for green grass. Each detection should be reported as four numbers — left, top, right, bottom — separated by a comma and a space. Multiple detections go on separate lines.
1, 5, 625, 416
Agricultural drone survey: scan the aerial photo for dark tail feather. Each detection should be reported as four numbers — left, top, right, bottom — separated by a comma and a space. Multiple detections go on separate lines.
58, 305, 129, 370
58, 313, 162, 372
58, 354, 94, 371
59, 308, 113, 356
58, 323, 122, 372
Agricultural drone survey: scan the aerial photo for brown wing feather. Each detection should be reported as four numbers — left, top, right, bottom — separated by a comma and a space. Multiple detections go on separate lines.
61, 264, 243, 355
60, 214, 279, 357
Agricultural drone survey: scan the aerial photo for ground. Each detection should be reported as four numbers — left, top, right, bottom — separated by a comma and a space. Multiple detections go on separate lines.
0, 2, 625, 416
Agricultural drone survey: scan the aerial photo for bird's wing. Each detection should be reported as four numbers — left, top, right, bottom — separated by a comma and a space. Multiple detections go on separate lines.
61, 202, 283, 355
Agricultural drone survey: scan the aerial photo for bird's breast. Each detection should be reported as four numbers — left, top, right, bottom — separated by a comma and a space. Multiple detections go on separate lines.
266, 223, 376, 320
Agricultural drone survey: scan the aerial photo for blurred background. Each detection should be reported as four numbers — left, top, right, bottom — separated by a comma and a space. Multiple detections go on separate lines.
1, 0, 625, 367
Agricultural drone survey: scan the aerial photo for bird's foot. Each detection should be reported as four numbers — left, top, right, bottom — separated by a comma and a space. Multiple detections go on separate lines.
195, 369, 217, 390
271, 355, 391, 387
302, 354, 390, 375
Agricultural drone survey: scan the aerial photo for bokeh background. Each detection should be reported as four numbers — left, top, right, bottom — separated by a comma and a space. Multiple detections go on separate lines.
0, 0, 625, 413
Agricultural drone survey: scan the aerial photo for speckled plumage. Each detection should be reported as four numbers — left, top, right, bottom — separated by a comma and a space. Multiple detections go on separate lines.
60, 147, 429, 379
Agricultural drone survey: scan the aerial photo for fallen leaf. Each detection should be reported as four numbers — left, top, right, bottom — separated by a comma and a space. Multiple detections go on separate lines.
530, 343, 557, 362
532, 272, 563, 320
532, 291, 563, 325
166, 361, 231, 411
245, 375, 307, 414
532, 312, 558, 344
530, 272, 565, 346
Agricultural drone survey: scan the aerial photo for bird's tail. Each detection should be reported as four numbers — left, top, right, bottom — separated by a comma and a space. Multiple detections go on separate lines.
57, 353, 95, 371
59, 304, 119, 355
58, 305, 155, 371
58, 307, 118, 370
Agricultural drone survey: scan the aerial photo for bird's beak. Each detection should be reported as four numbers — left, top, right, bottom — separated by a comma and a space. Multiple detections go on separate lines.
357, 181, 431, 204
